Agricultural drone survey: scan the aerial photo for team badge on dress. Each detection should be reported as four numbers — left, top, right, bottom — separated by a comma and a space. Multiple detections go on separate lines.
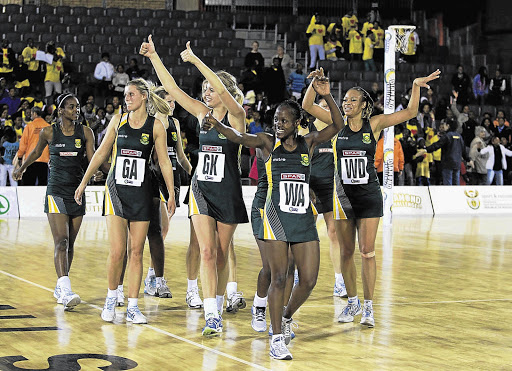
362, 133, 371, 144
171, 132, 177, 141
74, 139, 82, 148
140, 133, 150, 145
300, 154, 310, 166
218, 133, 227, 140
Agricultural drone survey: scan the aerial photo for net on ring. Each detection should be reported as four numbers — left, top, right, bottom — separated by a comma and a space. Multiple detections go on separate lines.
388, 25, 416, 53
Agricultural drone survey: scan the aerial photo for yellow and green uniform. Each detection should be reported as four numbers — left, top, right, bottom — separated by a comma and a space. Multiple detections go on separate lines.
333, 119, 383, 219
103, 113, 155, 221
260, 136, 318, 243
251, 152, 267, 236
188, 115, 248, 224
45, 123, 87, 216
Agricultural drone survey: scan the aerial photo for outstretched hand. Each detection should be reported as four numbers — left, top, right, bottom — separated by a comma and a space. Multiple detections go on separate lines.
180, 41, 200, 65
307, 67, 325, 80
311, 68, 330, 96
201, 111, 219, 131
139, 34, 156, 57
414, 69, 441, 89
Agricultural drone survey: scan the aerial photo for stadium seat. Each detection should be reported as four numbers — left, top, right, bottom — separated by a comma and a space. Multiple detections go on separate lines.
188, 29, 203, 39
79, 15, 97, 26
162, 18, 179, 29
120, 26, 135, 36
111, 35, 126, 45
250, 14, 265, 30
0, 22, 15, 34
195, 20, 211, 30
33, 23, 51, 34
27, 14, 44, 24
76, 34, 93, 44
4, 4, 21, 14
180, 19, 194, 29
110, 54, 126, 66
231, 57, 245, 68
154, 9, 170, 19
126, 35, 141, 46
222, 48, 238, 59
118, 44, 136, 56
146, 18, 162, 29
139, 9, 154, 18
362, 71, 378, 82
137, 26, 153, 37
130, 18, 145, 27
11, 41, 25, 54
3, 33, 19, 44
171, 28, 187, 38
72, 6, 88, 16
55, 6, 71, 16
113, 17, 129, 27
85, 25, 102, 34
44, 14, 61, 24
234, 12, 250, 29
170, 10, 186, 20
103, 25, 119, 35
71, 52, 90, 64
187, 11, 201, 20
38, 5, 55, 15
58, 34, 75, 44
40, 33, 55, 44
212, 20, 228, 30
89, 7, 105, 17
229, 38, 245, 49
94, 34, 110, 45
205, 30, 220, 40
10, 14, 27, 24
83, 43, 100, 54
16, 23, 32, 34
123, 8, 138, 18
106, 7, 121, 18
202, 12, 216, 22
65, 43, 82, 55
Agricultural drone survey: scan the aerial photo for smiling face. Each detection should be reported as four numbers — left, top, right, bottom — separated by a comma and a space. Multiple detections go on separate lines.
124, 84, 146, 112
342, 89, 365, 118
59, 97, 80, 122
273, 105, 299, 140
202, 81, 220, 108
164, 94, 175, 116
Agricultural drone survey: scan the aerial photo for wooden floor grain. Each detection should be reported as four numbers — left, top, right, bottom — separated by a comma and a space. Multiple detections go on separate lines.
0, 215, 511, 370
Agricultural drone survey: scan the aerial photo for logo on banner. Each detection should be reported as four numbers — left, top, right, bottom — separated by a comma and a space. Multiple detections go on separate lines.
383, 148, 394, 190
384, 31, 392, 53
464, 189, 480, 210
394, 193, 422, 209
0, 194, 10, 215
384, 68, 396, 110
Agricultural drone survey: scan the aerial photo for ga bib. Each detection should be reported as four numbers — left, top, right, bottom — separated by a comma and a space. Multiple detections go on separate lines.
115, 156, 146, 187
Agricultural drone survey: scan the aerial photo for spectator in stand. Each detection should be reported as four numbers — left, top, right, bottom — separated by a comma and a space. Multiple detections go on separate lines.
0, 77, 9, 99
417, 102, 435, 131
375, 131, 404, 185
324, 34, 343, 61
94, 107, 108, 147
43, 42, 64, 105
493, 117, 512, 144
418, 119, 473, 185
472, 66, 489, 105
493, 109, 510, 127
342, 10, 358, 39
93, 52, 115, 104
0, 87, 21, 116
240, 61, 263, 95
0, 39, 16, 84
112, 64, 129, 99
412, 137, 431, 185
22, 38, 40, 95
287, 62, 307, 100
306, 14, 326, 70
477, 135, 512, 185
488, 68, 508, 106
469, 126, 489, 185
244, 41, 265, 75
346, 24, 363, 61
248, 110, 264, 134
501, 137, 512, 184
401, 27, 420, 64
450, 90, 470, 134
111, 95, 122, 115
82, 102, 97, 126
13, 54, 30, 97
81, 94, 98, 115
372, 21, 385, 64
451, 65, 472, 106
399, 128, 417, 185
125, 58, 144, 80
481, 117, 493, 140
262, 57, 287, 106
272, 45, 293, 82
420, 87, 436, 108
104, 102, 115, 122
0, 126, 19, 186
361, 13, 374, 35
362, 30, 377, 71
14, 106, 50, 185
12, 113, 24, 141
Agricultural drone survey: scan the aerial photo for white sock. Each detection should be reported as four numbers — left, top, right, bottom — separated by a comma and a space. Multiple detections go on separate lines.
216, 295, 224, 315
203, 298, 217, 319
147, 267, 155, 278
226, 281, 237, 298
253, 293, 267, 308
335, 273, 344, 285
187, 279, 198, 291
127, 298, 138, 308
364, 299, 373, 308
348, 295, 358, 304
117, 284, 123, 292
156, 277, 163, 288
57, 276, 71, 291
107, 289, 117, 298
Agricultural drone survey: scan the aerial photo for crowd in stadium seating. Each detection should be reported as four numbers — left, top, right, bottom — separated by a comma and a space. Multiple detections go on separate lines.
1, 5, 511, 186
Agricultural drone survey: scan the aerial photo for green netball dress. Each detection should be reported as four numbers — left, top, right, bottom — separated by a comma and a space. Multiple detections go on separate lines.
45, 122, 86, 216
259, 136, 318, 243
333, 118, 383, 219
251, 152, 267, 236
153, 116, 181, 206
307, 120, 335, 214
103, 113, 155, 221
188, 115, 248, 224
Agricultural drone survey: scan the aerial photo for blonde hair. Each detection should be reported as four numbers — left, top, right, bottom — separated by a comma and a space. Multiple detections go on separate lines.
203, 71, 244, 106
127, 78, 171, 116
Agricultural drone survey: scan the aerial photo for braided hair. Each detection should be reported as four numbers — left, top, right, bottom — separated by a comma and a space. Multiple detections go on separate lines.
348, 86, 374, 119
277, 99, 307, 128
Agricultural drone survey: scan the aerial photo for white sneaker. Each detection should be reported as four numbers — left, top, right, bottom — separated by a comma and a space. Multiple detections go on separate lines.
116, 287, 125, 307
156, 278, 172, 298
281, 317, 298, 345
360, 304, 375, 328
251, 306, 267, 332
186, 287, 203, 308
338, 299, 362, 323
144, 275, 156, 296
126, 306, 147, 324
61, 289, 81, 311
269, 335, 292, 360
333, 282, 348, 298
226, 291, 246, 313
54, 284, 63, 304
101, 296, 117, 322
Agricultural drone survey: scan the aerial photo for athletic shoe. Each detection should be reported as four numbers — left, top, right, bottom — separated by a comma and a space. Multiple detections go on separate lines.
251, 306, 267, 332
226, 291, 246, 313
268, 324, 296, 340
186, 287, 203, 308
281, 317, 298, 345
360, 304, 375, 328
333, 282, 348, 298
101, 296, 117, 322
144, 275, 156, 296
202, 316, 222, 336
338, 299, 362, 323
269, 334, 292, 360
53, 284, 63, 304
116, 286, 125, 307
126, 306, 147, 324
61, 289, 81, 311
156, 278, 172, 298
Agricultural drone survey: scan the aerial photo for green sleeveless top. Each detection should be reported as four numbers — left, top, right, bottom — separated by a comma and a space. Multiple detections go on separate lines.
308, 121, 335, 185
46, 122, 86, 198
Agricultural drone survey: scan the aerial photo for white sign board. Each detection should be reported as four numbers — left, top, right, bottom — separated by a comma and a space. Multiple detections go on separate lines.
429, 186, 512, 215
0, 187, 19, 218
391, 186, 434, 216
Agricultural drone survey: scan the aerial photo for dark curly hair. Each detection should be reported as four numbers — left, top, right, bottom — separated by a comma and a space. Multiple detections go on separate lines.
276, 99, 307, 128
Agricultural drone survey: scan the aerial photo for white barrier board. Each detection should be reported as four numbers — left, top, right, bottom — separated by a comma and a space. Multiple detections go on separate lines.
391, 186, 434, 216
429, 186, 512, 215
0, 187, 19, 218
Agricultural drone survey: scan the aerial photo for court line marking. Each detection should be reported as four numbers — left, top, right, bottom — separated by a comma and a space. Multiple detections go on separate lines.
0, 269, 269, 371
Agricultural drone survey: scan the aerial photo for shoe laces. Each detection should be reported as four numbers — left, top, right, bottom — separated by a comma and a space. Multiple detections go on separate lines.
282, 318, 298, 338
104, 296, 117, 311
362, 305, 373, 317
128, 306, 142, 316
272, 335, 289, 353
229, 291, 244, 301
254, 307, 265, 321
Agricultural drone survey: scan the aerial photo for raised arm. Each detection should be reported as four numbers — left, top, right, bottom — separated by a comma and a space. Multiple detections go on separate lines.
181, 41, 246, 133
302, 68, 334, 124
140, 35, 209, 119
371, 70, 441, 133
12, 126, 51, 180
173, 118, 193, 175
153, 118, 176, 217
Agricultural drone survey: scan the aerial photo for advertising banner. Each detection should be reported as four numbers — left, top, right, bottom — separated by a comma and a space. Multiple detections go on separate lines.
429, 186, 512, 215
0, 187, 19, 218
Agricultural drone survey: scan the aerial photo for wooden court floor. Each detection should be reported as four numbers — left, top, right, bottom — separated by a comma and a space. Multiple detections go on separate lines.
0, 215, 511, 370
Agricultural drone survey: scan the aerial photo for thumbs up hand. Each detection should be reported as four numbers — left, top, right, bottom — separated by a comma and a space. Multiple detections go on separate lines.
180, 41, 199, 65
140, 34, 156, 58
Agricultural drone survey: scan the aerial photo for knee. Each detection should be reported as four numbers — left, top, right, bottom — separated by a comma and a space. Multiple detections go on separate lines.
201, 245, 217, 264
360, 244, 376, 259
55, 238, 69, 252
327, 225, 337, 241
260, 265, 271, 281
271, 271, 288, 289
301, 274, 318, 292
340, 245, 355, 260
129, 246, 143, 260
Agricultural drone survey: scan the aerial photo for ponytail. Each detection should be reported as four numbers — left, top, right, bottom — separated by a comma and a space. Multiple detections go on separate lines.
127, 78, 171, 116
349, 87, 374, 119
